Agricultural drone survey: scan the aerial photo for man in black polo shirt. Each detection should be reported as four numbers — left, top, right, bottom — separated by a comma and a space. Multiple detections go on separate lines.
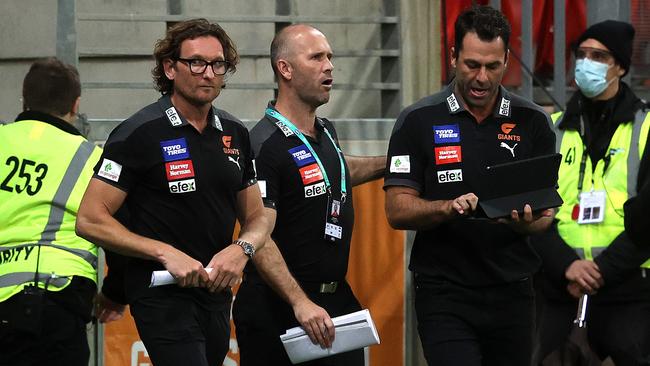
232, 24, 385, 366
76, 19, 270, 366
384, 6, 555, 366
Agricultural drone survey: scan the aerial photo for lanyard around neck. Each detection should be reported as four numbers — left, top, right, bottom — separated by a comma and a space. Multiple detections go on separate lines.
265, 107, 347, 200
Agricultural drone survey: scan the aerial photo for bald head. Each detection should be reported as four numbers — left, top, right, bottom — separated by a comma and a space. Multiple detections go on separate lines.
270, 24, 325, 76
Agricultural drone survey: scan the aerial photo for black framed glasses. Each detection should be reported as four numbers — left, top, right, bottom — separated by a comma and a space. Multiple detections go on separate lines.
575, 47, 614, 64
176, 58, 230, 75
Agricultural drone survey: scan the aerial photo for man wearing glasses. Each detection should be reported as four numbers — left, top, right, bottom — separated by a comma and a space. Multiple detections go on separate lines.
533, 20, 650, 364
76, 19, 271, 366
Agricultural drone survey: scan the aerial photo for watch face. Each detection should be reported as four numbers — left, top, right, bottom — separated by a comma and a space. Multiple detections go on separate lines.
238, 241, 254, 257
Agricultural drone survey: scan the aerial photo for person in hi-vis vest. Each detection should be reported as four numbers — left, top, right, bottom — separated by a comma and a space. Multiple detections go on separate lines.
0, 58, 102, 366
532, 20, 650, 365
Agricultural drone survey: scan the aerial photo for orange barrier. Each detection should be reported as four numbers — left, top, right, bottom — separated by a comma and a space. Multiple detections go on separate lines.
104, 180, 405, 366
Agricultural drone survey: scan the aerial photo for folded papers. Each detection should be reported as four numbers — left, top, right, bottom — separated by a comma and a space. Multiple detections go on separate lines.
280, 309, 380, 364
149, 268, 213, 287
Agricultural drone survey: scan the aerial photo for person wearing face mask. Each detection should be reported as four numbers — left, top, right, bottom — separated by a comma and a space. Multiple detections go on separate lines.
532, 20, 650, 365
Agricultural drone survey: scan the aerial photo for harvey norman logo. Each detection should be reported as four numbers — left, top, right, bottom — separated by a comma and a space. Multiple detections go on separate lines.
434, 146, 462, 165
169, 178, 196, 193
437, 169, 463, 183
165, 106, 182, 126
304, 181, 327, 198
299, 163, 323, 185
165, 160, 195, 180
289, 145, 316, 167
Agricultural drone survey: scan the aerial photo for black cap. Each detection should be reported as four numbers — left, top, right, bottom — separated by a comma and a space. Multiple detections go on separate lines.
575, 20, 635, 76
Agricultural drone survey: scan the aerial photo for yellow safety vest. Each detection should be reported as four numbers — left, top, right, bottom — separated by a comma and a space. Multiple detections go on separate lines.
0, 119, 102, 301
552, 110, 650, 268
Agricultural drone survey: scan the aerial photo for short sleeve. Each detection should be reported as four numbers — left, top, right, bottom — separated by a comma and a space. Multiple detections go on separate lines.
532, 111, 556, 157
93, 124, 143, 192
383, 110, 425, 192
253, 141, 282, 210
238, 127, 257, 190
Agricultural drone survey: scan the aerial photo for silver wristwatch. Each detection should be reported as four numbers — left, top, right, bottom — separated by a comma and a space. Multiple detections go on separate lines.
234, 239, 255, 258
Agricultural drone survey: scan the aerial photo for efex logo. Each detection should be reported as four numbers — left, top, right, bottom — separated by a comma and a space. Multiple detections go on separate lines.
498, 122, 521, 142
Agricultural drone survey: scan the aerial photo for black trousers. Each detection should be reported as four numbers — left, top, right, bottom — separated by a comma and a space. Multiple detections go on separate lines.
130, 293, 230, 366
0, 291, 89, 366
233, 279, 364, 366
535, 297, 650, 365
414, 274, 536, 366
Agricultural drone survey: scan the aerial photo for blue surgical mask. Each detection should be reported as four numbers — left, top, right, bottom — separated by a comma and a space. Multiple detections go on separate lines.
574, 58, 615, 98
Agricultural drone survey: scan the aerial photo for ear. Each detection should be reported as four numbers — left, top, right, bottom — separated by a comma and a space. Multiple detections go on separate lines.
615, 64, 625, 78
450, 47, 457, 68
277, 59, 293, 81
71, 96, 81, 115
504, 49, 509, 68
163, 58, 177, 81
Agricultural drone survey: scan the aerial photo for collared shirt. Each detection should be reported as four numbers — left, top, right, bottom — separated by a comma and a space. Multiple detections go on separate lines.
247, 103, 354, 283
15, 110, 82, 136
94, 94, 255, 303
384, 83, 555, 286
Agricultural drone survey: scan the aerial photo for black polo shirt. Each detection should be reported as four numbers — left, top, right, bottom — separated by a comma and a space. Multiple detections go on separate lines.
384, 83, 555, 286
248, 104, 354, 283
94, 94, 256, 303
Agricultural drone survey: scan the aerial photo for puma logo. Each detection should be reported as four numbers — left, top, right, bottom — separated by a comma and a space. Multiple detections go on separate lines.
500, 142, 518, 157
228, 156, 241, 170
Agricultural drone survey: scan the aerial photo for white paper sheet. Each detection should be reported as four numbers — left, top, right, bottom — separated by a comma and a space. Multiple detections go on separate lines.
149, 268, 213, 287
280, 309, 380, 364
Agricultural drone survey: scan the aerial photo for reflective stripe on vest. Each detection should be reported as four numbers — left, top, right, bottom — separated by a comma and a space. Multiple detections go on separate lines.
0, 122, 100, 300
552, 110, 650, 268
0, 272, 70, 288
38, 139, 98, 268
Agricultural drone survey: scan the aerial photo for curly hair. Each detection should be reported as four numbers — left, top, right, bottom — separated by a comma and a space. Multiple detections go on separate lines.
152, 18, 239, 94
454, 5, 511, 59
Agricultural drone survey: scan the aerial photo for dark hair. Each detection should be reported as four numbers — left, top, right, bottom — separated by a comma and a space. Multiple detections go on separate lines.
453, 5, 511, 58
270, 25, 291, 77
152, 18, 239, 94
22, 57, 80, 116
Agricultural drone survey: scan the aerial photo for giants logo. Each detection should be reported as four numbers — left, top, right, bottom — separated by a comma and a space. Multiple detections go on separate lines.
434, 146, 462, 165
168, 178, 196, 193
165, 160, 195, 180
299, 163, 323, 185
222, 135, 232, 148
497, 122, 521, 141
304, 181, 327, 198
221, 135, 240, 155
